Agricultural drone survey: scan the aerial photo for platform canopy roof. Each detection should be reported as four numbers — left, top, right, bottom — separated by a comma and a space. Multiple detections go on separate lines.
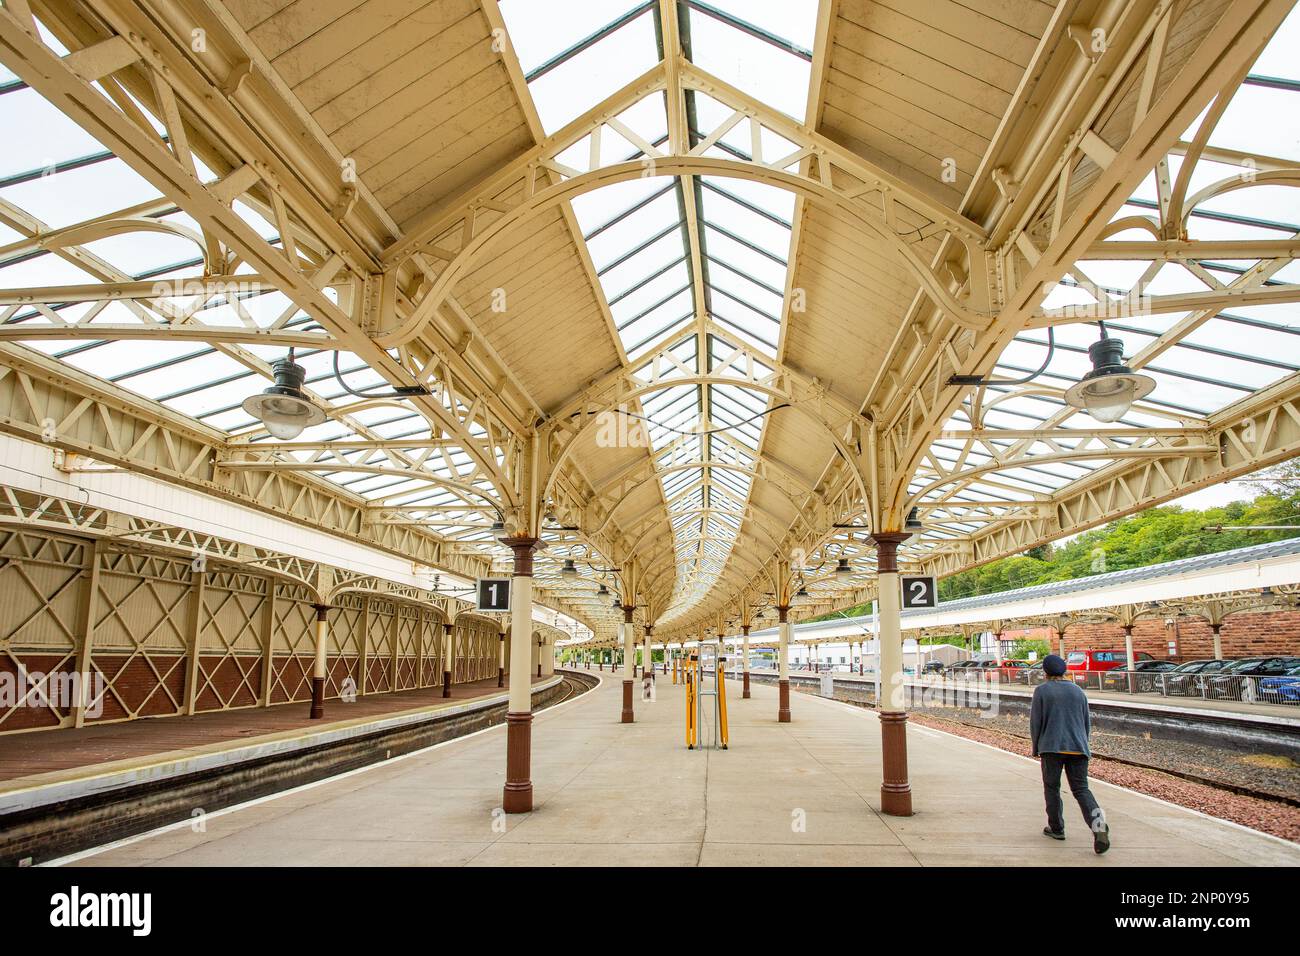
1, 0, 1298, 642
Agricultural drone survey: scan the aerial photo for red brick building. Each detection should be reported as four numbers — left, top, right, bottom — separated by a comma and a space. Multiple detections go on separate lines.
1061, 609, 1300, 661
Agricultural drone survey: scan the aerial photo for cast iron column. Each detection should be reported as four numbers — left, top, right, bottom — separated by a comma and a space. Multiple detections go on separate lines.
309, 604, 328, 719
621, 604, 635, 722
1123, 623, 1136, 693
872, 531, 912, 816
778, 605, 791, 722
643, 625, 654, 683
441, 621, 453, 698
742, 624, 751, 698
501, 535, 542, 814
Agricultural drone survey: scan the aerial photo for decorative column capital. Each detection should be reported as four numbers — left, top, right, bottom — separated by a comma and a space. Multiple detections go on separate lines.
499, 535, 543, 576
622, 604, 635, 623
312, 604, 330, 621
742, 624, 750, 636
777, 605, 789, 623
870, 532, 911, 573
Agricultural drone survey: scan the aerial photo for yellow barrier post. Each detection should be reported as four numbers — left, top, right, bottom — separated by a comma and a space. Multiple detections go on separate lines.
685, 666, 696, 749
718, 652, 729, 750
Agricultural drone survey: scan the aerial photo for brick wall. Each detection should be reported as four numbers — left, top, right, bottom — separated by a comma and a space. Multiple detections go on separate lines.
1060, 608, 1300, 661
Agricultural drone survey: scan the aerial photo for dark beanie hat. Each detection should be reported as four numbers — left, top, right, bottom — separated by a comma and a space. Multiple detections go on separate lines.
1043, 654, 1067, 676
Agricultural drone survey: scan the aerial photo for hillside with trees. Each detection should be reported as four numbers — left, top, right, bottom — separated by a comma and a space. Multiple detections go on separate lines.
810, 460, 1300, 620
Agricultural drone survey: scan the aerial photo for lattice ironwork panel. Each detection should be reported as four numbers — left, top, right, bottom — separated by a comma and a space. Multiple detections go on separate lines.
420, 614, 443, 687
366, 598, 395, 694
269, 583, 317, 704
324, 598, 361, 699
393, 603, 421, 691
193, 572, 266, 713
0, 529, 87, 731
89, 550, 190, 722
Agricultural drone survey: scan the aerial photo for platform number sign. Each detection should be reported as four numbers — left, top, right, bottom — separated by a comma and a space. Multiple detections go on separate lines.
900, 575, 938, 609
476, 577, 511, 613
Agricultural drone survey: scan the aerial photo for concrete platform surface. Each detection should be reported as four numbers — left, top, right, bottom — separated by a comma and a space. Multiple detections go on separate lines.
55, 670, 1300, 867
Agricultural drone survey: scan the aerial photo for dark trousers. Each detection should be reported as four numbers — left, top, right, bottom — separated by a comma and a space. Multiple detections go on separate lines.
1041, 752, 1103, 833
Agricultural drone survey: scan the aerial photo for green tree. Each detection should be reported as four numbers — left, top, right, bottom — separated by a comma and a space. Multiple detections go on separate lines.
806, 467, 1300, 618
1011, 638, 1051, 660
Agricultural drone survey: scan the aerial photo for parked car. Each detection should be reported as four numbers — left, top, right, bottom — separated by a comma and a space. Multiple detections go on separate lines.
1156, 659, 1233, 697
1259, 663, 1300, 705
1100, 659, 1177, 693
1066, 649, 1155, 672
994, 659, 1033, 682
944, 660, 979, 677
1014, 660, 1045, 685
922, 660, 945, 675
1205, 657, 1300, 702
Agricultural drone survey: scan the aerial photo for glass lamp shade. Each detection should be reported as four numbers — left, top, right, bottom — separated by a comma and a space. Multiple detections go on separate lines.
242, 358, 326, 439
1064, 337, 1155, 423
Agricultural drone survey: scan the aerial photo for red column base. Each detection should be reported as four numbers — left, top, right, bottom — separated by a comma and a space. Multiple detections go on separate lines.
879, 711, 913, 816
309, 676, 325, 719
502, 711, 533, 813
442, 670, 451, 698
497, 666, 504, 688
778, 678, 791, 722
536, 664, 542, 678
621, 680, 634, 723
742, 670, 751, 699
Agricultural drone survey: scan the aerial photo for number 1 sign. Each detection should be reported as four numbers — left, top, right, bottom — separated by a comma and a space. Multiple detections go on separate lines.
900, 575, 937, 609
476, 577, 511, 613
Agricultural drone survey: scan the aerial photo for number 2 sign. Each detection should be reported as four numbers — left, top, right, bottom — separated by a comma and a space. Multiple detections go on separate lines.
900, 576, 937, 609
476, 577, 511, 612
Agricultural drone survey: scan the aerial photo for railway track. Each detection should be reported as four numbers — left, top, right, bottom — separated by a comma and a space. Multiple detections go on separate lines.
547, 673, 595, 707
739, 671, 1300, 807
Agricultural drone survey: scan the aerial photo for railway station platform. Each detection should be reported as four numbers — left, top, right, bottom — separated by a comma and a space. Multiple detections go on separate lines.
52, 671, 1300, 868
0, 673, 568, 866
0, 674, 548, 785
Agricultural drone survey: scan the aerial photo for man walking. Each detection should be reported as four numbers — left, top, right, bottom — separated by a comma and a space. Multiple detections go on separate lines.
1031, 654, 1110, 854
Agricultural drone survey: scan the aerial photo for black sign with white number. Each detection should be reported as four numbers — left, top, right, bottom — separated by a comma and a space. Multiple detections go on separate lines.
476, 577, 511, 612
900, 575, 938, 609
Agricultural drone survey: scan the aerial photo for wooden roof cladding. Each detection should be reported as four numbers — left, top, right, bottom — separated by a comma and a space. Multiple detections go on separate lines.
224, 0, 535, 228
451, 206, 623, 415
822, 0, 1058, 207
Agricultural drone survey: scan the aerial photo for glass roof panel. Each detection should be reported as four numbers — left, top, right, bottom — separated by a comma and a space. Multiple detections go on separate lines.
686, 3, 813, 122
502, 1, 660, 134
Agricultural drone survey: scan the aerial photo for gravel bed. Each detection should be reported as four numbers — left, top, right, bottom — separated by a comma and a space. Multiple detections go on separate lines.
907, 703, 1300, 803
907, 711, 1300, 844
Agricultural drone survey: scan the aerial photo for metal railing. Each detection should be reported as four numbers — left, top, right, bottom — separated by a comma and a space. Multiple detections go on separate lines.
915, 667, 1299, 707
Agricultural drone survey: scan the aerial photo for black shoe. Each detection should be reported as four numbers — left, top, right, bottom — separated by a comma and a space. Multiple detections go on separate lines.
1093, 824, 1111, 855
1043, 827, 1065, 841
